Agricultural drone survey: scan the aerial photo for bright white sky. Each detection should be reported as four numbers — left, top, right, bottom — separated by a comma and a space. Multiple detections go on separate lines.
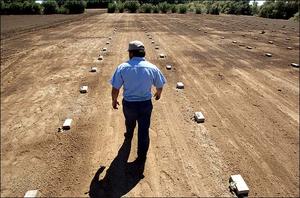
249, 0, 266, 6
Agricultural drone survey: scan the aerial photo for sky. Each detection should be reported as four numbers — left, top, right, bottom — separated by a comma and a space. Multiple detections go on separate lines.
249, 0, 266, 6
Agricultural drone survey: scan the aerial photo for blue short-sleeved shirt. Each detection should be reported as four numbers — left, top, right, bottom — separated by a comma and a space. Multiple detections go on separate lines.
110, 57, 166, 102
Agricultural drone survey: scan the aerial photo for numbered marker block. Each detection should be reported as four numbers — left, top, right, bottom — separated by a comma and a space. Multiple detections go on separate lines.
287, 47, 292, 50
151, 40, 155, 44
229, 175, 249, 196
155, 46, 159, 49
221, 36, 225, 39
98, 55, 103, 60
159, 54, 166, 58
166, 65, 172, 70
176, 82, 184, 89
91, 67, 97, 72
194, 112, 205, 123
24, 190, 40, 197
265, 53, 272, 57
106, 41, 110, 44
63, 118, 72, 130
232, 41, 237, 43
246, 46, 252, 49
80, 86, 88, 93
102, 48, 107, 52
291, 63, 299, 67
268, 41, 273, 44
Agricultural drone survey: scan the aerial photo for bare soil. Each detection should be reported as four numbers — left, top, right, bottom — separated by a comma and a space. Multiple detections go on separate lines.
1, 13, 299, 197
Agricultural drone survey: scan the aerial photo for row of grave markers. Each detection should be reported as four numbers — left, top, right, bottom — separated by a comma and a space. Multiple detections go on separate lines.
142, 25, 254, 197
142, 26, 205, 124
25, 27, 119, 197
200, 28, 299, 68
61, 28, 117, 130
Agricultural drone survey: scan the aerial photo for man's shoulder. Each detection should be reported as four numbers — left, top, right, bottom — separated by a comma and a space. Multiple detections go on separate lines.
117, 62, 130, 69
141, 61, 159, 70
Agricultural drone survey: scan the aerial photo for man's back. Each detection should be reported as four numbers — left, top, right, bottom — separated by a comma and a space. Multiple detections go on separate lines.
111, 57, 165, 102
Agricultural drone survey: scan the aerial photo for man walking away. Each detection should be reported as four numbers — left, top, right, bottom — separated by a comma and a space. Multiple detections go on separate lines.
110, 40, 166, 163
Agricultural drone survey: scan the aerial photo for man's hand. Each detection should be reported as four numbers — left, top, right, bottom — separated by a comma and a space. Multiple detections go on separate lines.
112, 100, 120, 109
154, 92, 161, 100
154, 87, 163, 100
111, 87, 120, 109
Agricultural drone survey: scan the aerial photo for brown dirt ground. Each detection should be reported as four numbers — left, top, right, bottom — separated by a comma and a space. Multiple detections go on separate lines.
1, 13, 299, 197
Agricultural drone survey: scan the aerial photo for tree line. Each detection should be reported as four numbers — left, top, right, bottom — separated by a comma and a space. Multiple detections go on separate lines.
1, 0, 299, 21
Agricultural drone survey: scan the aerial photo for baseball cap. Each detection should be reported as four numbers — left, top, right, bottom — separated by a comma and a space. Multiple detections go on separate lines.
128, 40, 145, 51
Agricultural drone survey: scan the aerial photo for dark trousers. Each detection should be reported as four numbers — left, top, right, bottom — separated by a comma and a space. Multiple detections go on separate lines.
122, 99, 153, 158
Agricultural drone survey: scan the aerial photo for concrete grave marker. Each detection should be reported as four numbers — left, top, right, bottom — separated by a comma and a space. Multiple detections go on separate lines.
287, 47, 292, 50
102, 48, 107, 52
159, 54, 166, 58
229, 174, 249, 197
151, 40, 155, 44
155, 46, 159, 49
194, 112, 205, 123
80, 86, 88, 93
63, 118, 72, 130
176, 82, 184, 89
291, 63, 299, 67
246, 46, 252, 49
232, 41, 237, 43
166, 65, 172, 70
106, 41, 110, 44
98, 55, 103, 60
91, 67, 97, 72
24, 190, 40, 197
265, 53, 272, 57
268, 41, 273, 44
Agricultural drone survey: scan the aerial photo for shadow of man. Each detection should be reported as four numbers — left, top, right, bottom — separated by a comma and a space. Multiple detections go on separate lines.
88, 138, 146, 198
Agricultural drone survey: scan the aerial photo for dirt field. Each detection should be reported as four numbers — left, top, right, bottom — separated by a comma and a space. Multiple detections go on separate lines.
1, 13, 299, 197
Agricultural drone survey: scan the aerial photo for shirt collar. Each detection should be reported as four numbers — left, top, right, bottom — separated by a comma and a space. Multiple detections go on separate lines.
130, 57, 145, 61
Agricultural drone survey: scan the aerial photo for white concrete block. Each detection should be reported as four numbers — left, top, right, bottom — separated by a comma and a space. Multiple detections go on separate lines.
291, 63, 299, 67
246, 46, 252, 49
287, 47, 292, 50
221, 36, 225, 39
229, 174, 249, 196
151, 40, 155, 44
80, 86, 88, 93
91, 67, 97, 72
102, 48, 107, 52
155, 46, 159, 49
63, 118, 72, 130
176, 82, 184, 89
106, 41, 110, 44
159, 54, 166, 58
24, 190, 40, 197
98, 55, 103, 60
166, 65, 172, 70
265, 53, 272, 57
194, 112, 205, 123
268, 41, 273, 44
232, 40, 237, 43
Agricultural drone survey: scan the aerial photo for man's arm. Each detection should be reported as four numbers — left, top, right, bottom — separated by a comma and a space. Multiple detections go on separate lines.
154, 87, 163, 100
111, 87, 120, 109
